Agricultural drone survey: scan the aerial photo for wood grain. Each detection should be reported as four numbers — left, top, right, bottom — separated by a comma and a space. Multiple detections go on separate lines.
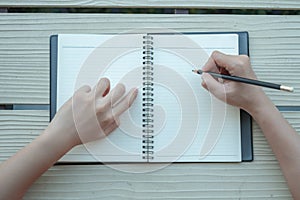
0, 0, 300, 10
1, 14, 300, 105
1, 110, 299, 199
0, 110, 48, 161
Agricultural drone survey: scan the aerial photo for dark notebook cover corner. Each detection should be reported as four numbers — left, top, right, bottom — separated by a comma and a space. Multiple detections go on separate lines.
238, 31, 253, 161
240, 109, 253, 161
238, 31, 249, 56
50, 35, 58, 122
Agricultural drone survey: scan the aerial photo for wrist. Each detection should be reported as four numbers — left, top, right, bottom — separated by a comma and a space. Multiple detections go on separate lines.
47, 110, 83, 147
28, 126, 78, 166
44, 123, 79, 150
245, 91, 275, 119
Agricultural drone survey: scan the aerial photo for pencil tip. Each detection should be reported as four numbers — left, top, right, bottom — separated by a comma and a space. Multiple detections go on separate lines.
192, 69, 203, 74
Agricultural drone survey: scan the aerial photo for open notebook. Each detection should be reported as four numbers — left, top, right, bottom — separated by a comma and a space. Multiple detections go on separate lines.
50, 32, 252, 163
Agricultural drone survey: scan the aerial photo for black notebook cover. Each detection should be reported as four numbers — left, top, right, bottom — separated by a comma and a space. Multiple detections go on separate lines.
50, 32, 253, 162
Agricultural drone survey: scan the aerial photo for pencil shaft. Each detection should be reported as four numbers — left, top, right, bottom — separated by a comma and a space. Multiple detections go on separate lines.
193, 69, 293, 92
207, 71, 281, 90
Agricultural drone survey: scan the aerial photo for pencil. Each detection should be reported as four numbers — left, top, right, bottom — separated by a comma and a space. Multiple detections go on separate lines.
192, 69, 294, 92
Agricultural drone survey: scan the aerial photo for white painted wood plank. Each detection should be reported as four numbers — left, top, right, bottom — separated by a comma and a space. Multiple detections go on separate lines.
24, 163, 291, 199
0, 110, 48, 161
0, 14, 300, 105
0, 0, 300, 10
1, 110, 299, 199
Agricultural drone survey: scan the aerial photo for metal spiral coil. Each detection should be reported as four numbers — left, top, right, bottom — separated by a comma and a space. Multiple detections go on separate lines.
142, 35, 154, 160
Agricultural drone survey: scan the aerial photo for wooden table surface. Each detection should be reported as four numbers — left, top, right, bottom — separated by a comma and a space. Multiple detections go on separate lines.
1, 0, 300, 9
1, 13, 300, 199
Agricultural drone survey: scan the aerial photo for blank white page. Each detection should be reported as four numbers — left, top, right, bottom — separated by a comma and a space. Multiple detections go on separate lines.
150, 34, 241, 162
56, 34, 145, 162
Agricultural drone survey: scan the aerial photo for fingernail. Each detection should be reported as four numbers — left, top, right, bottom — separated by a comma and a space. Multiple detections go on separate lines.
100, 77, 108, 85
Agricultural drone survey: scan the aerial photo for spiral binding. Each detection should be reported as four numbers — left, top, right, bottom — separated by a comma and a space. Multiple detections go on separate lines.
142, 35, 154, 160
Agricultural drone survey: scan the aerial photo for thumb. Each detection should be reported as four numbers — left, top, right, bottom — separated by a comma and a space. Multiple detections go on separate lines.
201, 73, 226, 102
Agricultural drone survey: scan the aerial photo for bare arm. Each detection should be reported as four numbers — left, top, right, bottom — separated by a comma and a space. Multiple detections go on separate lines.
0, 78, 138, 200
201, 51, 300, 199
248, 93, 300, 199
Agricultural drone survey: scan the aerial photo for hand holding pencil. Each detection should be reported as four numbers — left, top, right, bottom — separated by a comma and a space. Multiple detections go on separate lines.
198, 51, 289, 115
196, 53, 300, 200
193, 69, 293, 92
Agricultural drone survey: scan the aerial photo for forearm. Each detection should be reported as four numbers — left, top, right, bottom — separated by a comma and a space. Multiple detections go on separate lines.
201, 51, 300, 198
0, 128, 76, 200
249, 96, 300, 199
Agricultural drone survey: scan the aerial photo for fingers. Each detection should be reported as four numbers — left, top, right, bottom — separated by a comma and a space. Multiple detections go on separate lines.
112, 88, 138, 116
93, 78, 110, 99
211, 51, 234, 69
103, 118, 120, 136
103, 83, 126, 107
73, 78, 138, 143
98, 87, 137, 136
210, 51, 238, 74
96, 83, 126, 111
202, 51, 235, 74
201, 73, 226, 102
201, 55, 220, 74
201, 51, 234, 78
203, 51, 251, 77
